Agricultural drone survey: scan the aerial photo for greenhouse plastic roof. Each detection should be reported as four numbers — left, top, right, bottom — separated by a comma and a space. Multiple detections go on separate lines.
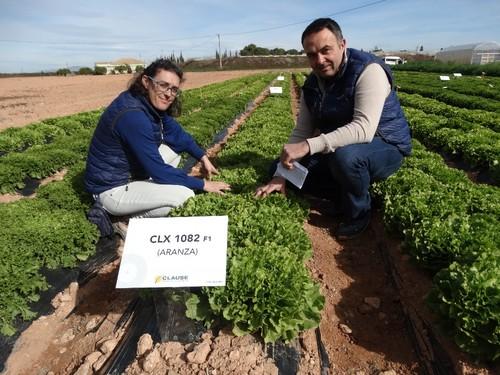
439, 41, 500, 52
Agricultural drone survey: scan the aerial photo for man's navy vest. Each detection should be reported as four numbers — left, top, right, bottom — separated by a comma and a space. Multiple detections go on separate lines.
302, 48, 412, 155
84, 91, 163, 194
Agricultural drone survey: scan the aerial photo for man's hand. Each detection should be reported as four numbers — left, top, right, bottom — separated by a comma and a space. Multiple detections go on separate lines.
255, 177, 286, 198
200, 155, 219, 178
203, 180, 231, 194
280, 141, 310, 169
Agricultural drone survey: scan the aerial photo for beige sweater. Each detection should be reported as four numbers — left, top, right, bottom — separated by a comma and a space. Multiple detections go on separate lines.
289, 63, 391, 155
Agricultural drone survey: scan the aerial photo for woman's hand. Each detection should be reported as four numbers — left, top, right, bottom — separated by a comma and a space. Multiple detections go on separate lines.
203, 180, 231, 194
200, 155, 219, 178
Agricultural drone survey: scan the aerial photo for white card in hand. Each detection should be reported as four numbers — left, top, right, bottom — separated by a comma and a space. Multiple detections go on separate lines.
276, 161, 308, 189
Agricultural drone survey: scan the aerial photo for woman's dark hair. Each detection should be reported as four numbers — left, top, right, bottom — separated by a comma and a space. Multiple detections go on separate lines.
128, 58, 185, 117
301, 18, 343, 45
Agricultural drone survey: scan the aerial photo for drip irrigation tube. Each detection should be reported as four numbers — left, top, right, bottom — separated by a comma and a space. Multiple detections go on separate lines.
266, 340, 301, 375
97, 297, 160, 375
376, 241, 456, 375
0, 235, 118, 372
315, 327, 331, 375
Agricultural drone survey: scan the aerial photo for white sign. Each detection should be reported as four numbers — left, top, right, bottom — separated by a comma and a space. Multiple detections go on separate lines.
453, 73, 462, 77
277, 75, 285, 81
439, 75, 450, 81
269, 86, 283, 94
275, 161, 309, 189
116, 216, 228, 288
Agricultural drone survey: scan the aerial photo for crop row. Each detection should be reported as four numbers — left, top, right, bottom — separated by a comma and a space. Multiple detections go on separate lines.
0, 73, 275, 335
398, 92, 500, 133
0, 75, 272, 158
180, 74, 273, 115
0, 74, 274, 194
177, 73, 274, 149
394, 71, 500, 101
0, 111, 102, 156
392, 60, 500, 77
0, 163, 99, 335
170, 75, 324, 343
394, 79, 500, 113
292, 72, 308, 88
373, 140, 500, 360
402, 106, 500, 183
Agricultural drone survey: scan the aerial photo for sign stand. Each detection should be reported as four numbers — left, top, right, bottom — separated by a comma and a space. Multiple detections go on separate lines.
153, 288, 205, 343
114, 216, 228, 344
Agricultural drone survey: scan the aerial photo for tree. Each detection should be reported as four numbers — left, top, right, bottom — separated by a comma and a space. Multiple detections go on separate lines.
125, 64, 132, 74
78, 67, 93, 75
135, 65, 144, 73
223, 49, 228, 58
56, 68, 71, 76
94, 66, 107, 75
114, 65, 127, 74
215, 50, 220, 59
419, 45, 424, 52
270, 48, 286, 55
285, 49, 300, 55
255, 46, 270, 55
240, 44, 257, 56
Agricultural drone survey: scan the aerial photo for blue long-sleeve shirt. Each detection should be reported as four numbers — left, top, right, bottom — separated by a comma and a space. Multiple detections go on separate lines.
84, 91, 205, 194
115, 111, 205, 190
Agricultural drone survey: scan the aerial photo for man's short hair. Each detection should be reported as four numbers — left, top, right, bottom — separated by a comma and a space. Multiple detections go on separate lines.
301, 18, 344, 44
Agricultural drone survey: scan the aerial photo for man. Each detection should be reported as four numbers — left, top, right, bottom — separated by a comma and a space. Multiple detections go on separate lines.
256, 18, 411, 239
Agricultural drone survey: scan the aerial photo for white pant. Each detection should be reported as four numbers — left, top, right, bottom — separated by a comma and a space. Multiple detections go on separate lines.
98, 145, 195, 218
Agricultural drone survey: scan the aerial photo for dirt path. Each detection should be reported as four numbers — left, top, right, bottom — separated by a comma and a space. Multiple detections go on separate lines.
0, 70, 273, 130
288, 79, 420, 373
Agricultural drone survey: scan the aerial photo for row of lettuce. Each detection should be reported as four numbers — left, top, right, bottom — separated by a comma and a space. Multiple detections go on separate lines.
393, 75, 500, 185
392, 60, 500, 78
0, 74, 274, 194
171, 75, 324, 342
373, 139, 500, 361
401, 105, 500, 183
0, 73, 277, 335
394, 71, 500, 113
394, 71, 500, 101
295, 69, 499, 360
377, 71, 500, 361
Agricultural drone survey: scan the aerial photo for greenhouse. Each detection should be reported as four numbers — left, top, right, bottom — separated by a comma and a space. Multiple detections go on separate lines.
435, 41, 500, 64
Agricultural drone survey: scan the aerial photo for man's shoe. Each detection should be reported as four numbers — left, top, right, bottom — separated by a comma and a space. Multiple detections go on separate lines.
308, 197, 343, 218
320, 205, 343, 218
336, 211, 371, 240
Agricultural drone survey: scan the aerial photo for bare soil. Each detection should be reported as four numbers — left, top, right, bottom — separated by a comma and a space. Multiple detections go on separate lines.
0, 70, 273, 131
2, 72, 497, 375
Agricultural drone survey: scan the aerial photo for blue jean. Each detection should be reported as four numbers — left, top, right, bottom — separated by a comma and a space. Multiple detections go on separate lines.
272, 137, 404, 220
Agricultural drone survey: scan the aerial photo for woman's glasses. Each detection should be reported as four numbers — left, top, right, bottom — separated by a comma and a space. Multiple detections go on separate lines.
146, 75, 180, 96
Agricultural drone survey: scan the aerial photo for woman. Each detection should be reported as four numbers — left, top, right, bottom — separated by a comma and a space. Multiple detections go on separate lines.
84, 58, 230, 218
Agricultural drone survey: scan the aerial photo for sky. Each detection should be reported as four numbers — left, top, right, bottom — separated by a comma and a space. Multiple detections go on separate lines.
0, 0, 499, 73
